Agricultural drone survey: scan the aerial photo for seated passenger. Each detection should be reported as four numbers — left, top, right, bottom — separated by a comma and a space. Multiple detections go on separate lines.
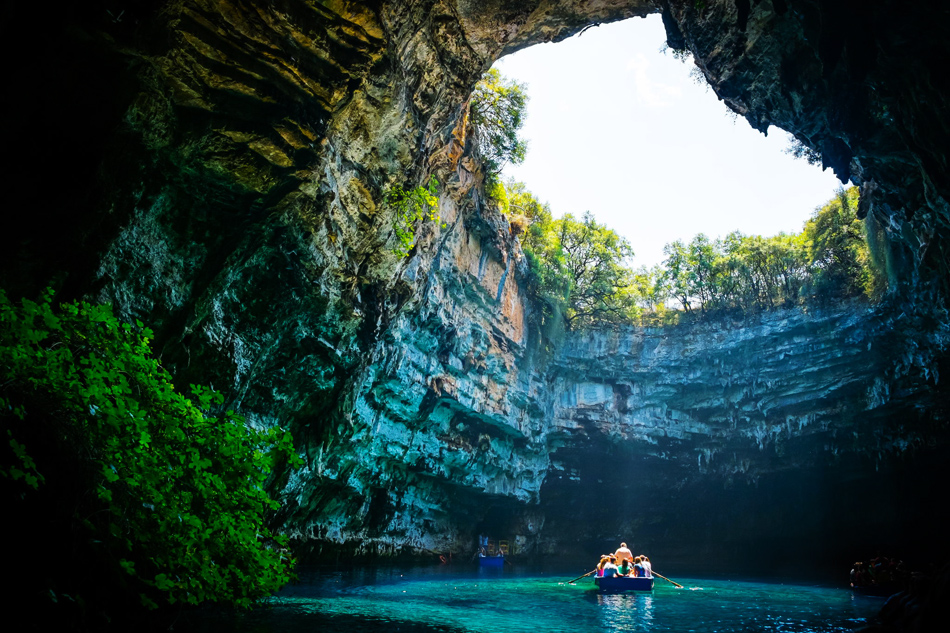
633, 556, 646, 578
641, 555, 653, 577
602, 555, 620, 578
618, 558, 632, 577
596, 555, 608, 577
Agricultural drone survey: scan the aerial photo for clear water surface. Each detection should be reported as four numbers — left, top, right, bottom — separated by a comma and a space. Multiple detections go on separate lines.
191, 565, 884, 633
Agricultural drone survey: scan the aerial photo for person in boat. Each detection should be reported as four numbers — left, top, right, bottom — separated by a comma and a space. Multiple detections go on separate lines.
850, 562, 863, 587
641, 555, 653, 577
596, 555, 609, 577
601, 555, 620, 578
614, 542, 634, 565
617, 557, 633, 577
633, 556, 646, 577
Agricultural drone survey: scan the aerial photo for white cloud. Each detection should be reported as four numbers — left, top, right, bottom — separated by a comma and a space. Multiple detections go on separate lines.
626, 53, 682, 107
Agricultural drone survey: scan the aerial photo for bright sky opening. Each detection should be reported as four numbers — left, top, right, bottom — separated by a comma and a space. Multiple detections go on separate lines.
494, 15, 845, 269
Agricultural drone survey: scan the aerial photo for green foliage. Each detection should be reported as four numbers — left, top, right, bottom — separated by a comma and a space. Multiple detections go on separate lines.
386, 176, 439, 257
492, 178, 553, 245
666, 46, 692, 63
630, 265, 669, 314
803, 187, 871, 300
0, 290, 299, 623
785, 135, 823, 166
661, 239, 692, 313
492, 179, 550, 224
516, 195, 637, 330
653, 187, 887, 317
470, 69, 528, 182
505, 181, 886, 335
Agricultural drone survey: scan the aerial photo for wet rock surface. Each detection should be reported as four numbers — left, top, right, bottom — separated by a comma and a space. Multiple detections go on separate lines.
2, 1, 950, 568
540, 303, 950, 569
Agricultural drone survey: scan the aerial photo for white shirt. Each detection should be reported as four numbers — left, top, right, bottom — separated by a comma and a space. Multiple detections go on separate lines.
614, 546, 633, 564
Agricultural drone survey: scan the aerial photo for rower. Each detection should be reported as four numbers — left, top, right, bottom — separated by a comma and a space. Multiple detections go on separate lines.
614, 542, 633, 565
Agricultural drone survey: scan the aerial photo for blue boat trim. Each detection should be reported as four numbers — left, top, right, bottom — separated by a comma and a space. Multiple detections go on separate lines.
478, 556, 505, 568
594, 576, 655, 592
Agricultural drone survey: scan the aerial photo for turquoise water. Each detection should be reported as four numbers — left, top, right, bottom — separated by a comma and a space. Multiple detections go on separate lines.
192, 566, 885, 632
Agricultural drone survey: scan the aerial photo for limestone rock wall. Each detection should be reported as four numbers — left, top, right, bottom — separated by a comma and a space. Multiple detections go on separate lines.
539, 304, 950, 563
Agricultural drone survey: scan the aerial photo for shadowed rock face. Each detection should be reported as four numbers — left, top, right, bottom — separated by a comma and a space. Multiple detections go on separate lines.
540, 306, 950, 570
2, 1, 950, 567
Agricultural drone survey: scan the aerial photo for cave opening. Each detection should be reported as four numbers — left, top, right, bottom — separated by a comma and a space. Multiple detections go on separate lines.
491, 15, 843, 269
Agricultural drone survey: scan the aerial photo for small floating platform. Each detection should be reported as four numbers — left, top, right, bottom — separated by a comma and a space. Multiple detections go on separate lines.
478, 556, 505, 568
594, 576, 655, 592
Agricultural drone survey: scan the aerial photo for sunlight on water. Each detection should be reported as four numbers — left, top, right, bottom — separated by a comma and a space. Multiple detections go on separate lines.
198, 566, 884, 633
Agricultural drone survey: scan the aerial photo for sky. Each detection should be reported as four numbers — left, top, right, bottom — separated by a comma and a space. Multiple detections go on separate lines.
493, 15, 846, 269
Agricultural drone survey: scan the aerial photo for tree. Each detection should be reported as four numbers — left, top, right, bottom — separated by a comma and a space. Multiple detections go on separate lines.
662, 240, 692, 313
713, 231, 752, 311
470, 69, 528, 181
1, 291, 298, 627
493, 179, 552, 245
554, 213, 636, 327
785, 134, 823, 166
687, 233, 717, 313
631, 265, 668, 313
518, 204, 636, 330
804, 186, 869, 299
386, 176, 440, 257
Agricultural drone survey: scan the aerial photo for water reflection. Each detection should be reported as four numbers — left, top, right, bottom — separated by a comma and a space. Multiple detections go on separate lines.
596, 592, 655, 631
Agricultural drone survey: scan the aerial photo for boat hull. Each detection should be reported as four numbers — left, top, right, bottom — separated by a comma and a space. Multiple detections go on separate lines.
478, 556, 505, 568
594, 576, 655, 592
851, 584, 902, 597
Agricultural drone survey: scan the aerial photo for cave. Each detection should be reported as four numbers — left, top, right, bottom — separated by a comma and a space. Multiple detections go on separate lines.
3, 0, 950, 621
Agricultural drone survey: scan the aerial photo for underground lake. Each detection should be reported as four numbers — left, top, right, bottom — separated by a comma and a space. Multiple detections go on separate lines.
180, 564, 887, 633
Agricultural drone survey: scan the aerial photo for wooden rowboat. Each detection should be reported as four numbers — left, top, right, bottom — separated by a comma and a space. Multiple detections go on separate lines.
594, 575, 655, 592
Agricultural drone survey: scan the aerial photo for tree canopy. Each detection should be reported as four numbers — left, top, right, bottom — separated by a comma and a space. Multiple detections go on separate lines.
1, 291, 299, 627
497, 182, 888, 331
470, 69, 528, 182
498, 179, 638, 332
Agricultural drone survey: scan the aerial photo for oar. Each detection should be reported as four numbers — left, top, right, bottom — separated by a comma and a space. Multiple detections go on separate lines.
652, 571, 684, 588
566, 569, 598, 584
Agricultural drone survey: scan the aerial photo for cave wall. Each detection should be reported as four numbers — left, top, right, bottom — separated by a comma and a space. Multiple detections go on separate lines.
540, 306, 950, 571
2, 0, 950, 567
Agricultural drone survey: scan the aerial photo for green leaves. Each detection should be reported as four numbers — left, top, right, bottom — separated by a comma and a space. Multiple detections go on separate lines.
654, 186, 883, 317
516, 195, 637, 331
386, 176, 440, 257
470, 69, 528, 182
0, 290, 299, 616
506, 181, 880, 331
804, 186, 876, 300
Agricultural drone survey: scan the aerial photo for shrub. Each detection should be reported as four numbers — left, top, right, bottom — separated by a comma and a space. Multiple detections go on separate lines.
386, 176, 440, 257
1, 290, 298, 626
